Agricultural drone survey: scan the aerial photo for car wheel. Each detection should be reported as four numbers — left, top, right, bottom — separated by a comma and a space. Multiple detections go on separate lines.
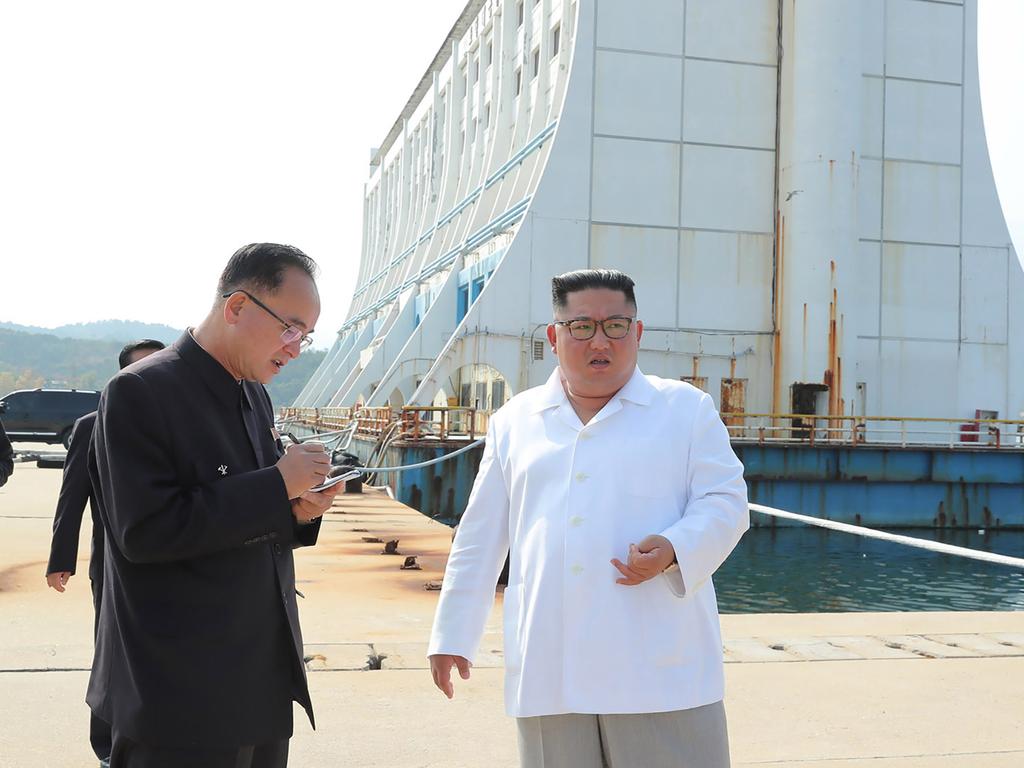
60, 427, 73, 450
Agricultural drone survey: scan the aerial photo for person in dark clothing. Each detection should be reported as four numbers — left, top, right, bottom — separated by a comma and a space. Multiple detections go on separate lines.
45, 339, 166, 768
88, 244, 342, 768
0, 417, 13, 487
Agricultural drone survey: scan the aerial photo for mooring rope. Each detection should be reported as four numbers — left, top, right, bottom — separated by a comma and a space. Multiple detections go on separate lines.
350, 438, 485, 474
750, 503, 1024, 569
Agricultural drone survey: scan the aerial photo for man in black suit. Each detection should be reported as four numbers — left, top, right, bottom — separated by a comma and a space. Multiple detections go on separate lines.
89, 243, 342, 767
45, 339, 165, 768
0, 416, 12, 487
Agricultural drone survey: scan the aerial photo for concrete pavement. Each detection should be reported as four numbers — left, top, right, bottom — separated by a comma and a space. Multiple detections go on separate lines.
1, 455, 1022, 766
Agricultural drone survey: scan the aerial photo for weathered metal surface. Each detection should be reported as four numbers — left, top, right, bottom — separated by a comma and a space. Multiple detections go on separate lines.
740, 443, 1024, 528
720, 378, 747, 428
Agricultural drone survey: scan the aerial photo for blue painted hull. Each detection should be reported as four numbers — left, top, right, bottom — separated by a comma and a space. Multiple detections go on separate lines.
737, 445, 1024, 529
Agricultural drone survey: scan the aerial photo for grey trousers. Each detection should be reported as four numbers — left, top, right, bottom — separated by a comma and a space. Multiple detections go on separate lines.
516, 701, 730, 768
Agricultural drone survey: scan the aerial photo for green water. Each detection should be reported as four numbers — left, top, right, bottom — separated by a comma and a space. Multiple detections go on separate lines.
715, 528, 1024, 613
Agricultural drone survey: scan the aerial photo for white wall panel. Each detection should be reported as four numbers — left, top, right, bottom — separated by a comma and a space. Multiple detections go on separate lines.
861, 0, 885, 77
884, 79, 961, 164
591, 223, 678, 327
530, 216, 590, 322
858, 158, 883, 240
881, 243, 959, 340
594, 50, 682, 141
957, 343, 1007, 419
855, 241, 881, 338
854, 337, 882, 416
683, 59, 777, 149
592, 136, 680, 227
861, 76, 883, 157
596, 0, 684, 56
960, 246, 1009, 344
882, 161, 960, 244
879, 338, 959, 418
677, 230, 773, 332
685, 0, 777, 66
680, 145, 774, 233
885, 0, 963, 84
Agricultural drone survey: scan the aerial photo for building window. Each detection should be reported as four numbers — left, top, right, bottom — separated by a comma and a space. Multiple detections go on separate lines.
551, 23, 560, 58
517, 1, 524, 27
485, 41, 493, 68
484, 103, 491, 128
472, 57, 479, 83
514, 66, 522, 96
531, 46, 540, 79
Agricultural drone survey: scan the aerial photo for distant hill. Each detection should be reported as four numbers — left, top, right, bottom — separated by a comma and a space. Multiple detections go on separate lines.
0, 319, 182, 345
0, 327, 325, 408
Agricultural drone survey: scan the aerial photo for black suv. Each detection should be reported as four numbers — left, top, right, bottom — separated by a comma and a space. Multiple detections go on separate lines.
0, 389, 101, 448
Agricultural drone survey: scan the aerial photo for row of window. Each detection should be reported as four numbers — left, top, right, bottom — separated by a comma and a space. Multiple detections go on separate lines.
361, 6, 570, 297
467, 19, 560, 93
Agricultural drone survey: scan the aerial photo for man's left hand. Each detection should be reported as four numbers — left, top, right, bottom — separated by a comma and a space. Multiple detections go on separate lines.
611, 534, 676, 586
291, 483, 344, 524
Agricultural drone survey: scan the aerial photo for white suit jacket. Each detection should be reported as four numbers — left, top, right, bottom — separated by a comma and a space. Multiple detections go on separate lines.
428, 367, 749, 717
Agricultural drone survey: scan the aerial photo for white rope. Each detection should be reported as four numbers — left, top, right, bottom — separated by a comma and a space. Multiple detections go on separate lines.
354, 438, 485, 474
750, 503, 1024, 570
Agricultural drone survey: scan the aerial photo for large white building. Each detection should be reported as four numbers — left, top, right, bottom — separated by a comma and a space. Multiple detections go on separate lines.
296, 0, 1022, 431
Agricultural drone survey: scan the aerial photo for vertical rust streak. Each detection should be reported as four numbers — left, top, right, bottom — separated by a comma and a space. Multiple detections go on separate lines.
772, 213, 784, 417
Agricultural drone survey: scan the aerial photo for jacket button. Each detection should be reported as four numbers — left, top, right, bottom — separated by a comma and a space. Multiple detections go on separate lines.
274, 543, 282, 555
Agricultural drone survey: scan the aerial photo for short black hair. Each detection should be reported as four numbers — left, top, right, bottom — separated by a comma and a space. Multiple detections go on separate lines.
119, 339, 165, 370
216, 243, 319, 298
551, 269, 637, 312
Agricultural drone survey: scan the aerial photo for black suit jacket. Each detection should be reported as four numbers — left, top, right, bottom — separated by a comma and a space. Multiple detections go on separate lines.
47, 412, 104, 582
87, 332, 320, 749
0, 418, 12, 487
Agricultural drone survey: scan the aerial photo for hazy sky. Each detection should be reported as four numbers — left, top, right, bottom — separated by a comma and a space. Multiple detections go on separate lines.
2, 1, 1021, 350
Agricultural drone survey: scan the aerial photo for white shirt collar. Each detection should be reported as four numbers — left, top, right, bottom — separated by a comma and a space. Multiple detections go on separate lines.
529, 366, 656, 414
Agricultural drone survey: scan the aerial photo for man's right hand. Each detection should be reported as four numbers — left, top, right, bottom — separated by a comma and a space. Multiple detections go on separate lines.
46, 571, 72, 593
275, 442, 331, 500
429, 654, 472, 699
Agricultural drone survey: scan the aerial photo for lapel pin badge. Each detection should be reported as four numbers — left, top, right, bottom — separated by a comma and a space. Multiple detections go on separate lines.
218, 465, 228, 476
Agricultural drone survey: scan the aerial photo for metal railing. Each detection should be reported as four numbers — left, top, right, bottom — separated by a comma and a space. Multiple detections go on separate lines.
721, 412, 1024, 449
280, 406, 1024, 449
278, 405, 488, 441
397, 406, 489, 441
279, 406, 395, 438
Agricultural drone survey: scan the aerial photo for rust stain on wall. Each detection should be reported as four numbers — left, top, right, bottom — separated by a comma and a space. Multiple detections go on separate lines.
772, 212, 784, 416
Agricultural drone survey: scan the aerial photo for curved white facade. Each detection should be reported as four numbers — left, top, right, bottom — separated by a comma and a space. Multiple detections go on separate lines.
296, 0, 1022, 428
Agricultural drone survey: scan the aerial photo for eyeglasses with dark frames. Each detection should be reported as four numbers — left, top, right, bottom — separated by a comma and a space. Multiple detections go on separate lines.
553, 316, 635, 341
222, 289, 314, 349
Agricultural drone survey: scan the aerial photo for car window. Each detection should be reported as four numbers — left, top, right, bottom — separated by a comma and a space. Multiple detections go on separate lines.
9, 392, 36, 409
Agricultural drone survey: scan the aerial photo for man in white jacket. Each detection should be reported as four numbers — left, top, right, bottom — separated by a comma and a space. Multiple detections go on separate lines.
428, 268, 749, 767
